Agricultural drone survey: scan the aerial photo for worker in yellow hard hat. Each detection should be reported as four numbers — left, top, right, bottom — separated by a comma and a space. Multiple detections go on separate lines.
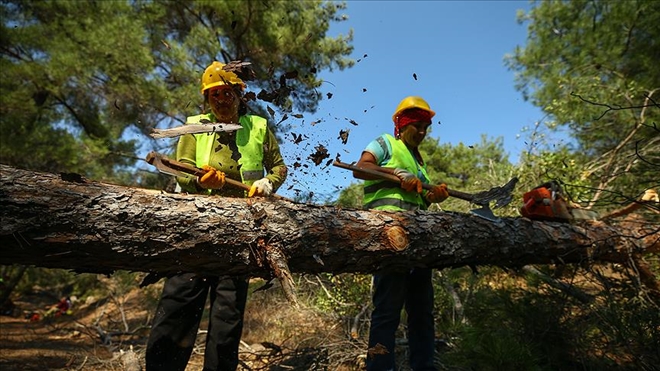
146, 61, 288, 371
352, 96, 448, 370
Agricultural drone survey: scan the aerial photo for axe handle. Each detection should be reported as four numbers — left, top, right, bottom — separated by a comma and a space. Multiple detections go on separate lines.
146, 152, 206, 177
146, 152, 248, 190
332, 160, 475, 202
146, 152, 292, 202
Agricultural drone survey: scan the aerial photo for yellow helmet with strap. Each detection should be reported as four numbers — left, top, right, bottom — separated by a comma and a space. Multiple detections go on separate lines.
201, 61, 245, 94
392, 96, 436, 124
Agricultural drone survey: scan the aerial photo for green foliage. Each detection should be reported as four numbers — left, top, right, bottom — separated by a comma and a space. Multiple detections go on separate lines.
309, 273, 371, 318
420, 134, 518, 215
516, 134, 595, 207
0, 0, 354, 183
295, 263, 659, 370
506, 0, 660, 211
435, 265, 660, 371
12, 267, 102, 299
333, 182, 364, 208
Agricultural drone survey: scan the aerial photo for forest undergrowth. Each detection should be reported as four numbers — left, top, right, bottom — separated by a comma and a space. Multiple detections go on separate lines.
1, 260, 658, 371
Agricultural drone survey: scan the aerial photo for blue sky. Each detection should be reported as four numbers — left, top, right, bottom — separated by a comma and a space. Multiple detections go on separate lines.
279, 0, 547, 200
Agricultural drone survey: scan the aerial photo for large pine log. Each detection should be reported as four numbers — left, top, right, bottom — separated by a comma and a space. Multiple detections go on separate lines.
1, 165, 657, 279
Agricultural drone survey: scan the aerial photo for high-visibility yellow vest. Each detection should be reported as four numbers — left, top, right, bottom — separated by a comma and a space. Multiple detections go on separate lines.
186, 113, 267, 187
362, 134, 429, 211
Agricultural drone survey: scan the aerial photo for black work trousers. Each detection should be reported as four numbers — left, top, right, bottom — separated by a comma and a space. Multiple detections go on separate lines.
366, 268, 437, 371
146, 273, 249, 371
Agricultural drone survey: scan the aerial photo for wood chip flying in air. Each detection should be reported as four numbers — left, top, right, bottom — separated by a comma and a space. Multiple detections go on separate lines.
338, 129, 349, 145
291, 133, 307, 145
308, 144, 330, 166
223, 60, 252, 72
413, 73, 417, 80
276, 113, 289, 126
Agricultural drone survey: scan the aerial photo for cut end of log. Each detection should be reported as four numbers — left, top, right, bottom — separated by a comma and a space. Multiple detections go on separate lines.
384, 225, 409, 251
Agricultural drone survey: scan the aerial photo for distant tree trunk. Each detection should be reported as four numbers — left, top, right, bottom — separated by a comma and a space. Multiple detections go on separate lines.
1, 165, 658, 280
0, 265, 27, 310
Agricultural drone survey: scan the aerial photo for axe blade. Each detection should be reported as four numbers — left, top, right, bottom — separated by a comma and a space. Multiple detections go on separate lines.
472, 177, 519, 209
470, 207, 500, 222
145, 151, 188, 178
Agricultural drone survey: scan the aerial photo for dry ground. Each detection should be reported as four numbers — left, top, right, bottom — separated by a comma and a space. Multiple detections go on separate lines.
0, 280, 366, 370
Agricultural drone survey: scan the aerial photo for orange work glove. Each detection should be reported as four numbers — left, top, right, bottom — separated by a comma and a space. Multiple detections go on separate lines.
393, 168, 423, 193
425, 183, 449, 203
197, 165, 226, 189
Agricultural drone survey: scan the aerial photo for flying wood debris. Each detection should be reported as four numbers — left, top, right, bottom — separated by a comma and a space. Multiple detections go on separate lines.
338, 130, 349, 145
243, 91, 256, 102
222, 60, 256, 81
308, 144, 330, 166
276, 113, 289, 126
291, 133, 307, 145
222, 60, 252, 72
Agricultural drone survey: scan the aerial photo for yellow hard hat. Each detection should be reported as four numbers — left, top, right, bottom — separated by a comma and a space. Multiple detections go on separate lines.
392, 96, 436, 124
201, 61, 245, 94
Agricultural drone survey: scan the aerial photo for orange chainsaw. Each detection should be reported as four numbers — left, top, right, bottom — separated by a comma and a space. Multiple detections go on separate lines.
520, 181, 598, 222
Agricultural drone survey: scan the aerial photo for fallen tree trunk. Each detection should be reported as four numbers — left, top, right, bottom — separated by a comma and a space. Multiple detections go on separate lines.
1, 165, 657, 279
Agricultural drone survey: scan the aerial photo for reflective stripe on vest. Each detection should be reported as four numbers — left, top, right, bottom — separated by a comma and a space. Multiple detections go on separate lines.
363, 134, 429, 211
186, 113, 267, 185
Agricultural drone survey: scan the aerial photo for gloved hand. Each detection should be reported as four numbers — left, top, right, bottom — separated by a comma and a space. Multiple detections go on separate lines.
393, 168, 422, 193
249, 177, 273, 197
425, 183, 449, 203
197, 165, 226, 189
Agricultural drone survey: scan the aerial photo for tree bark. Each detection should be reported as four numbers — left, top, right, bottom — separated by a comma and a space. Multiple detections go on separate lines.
1, 165, 657, 279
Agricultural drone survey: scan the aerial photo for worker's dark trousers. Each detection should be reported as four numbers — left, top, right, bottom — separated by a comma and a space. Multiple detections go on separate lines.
146, 273, 249, 371
367, 268, 437, 371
